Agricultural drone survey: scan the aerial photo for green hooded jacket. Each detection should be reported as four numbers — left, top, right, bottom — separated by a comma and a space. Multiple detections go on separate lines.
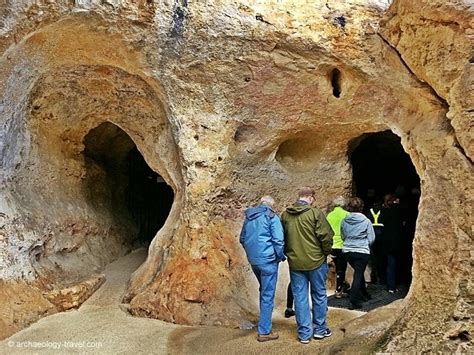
281, 202, 334, 271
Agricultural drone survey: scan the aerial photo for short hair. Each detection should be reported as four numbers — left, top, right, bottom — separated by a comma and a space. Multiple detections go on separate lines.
298, 187, 315, 198
332, 196, 346, 208
260, 195, 275, 207
347, 197, 364, 212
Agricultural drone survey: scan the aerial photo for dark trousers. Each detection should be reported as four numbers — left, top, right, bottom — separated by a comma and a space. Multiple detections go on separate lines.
331, 248, 348, 292
286, 282, 293, 309
345, 252, 370, 306
370, 228, 385, 284
369, 244, 386, 284
387, 253, 397, 291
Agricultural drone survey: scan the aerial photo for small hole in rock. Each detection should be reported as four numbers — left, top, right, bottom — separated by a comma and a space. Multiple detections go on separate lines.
330, 68, 342, 98
449, 330, 471, 342
333, 15, 346, 28
234, 125, 255, 143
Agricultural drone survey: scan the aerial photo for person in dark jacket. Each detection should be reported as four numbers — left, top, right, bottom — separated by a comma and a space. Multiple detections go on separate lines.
341, 197, 375, 309
380, 194, 404, 293
367, 200, 385, 284
281, 187, 334, 344
240, 196, 285, 342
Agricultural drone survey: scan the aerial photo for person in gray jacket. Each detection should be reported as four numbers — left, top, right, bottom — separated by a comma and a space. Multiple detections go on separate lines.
341, 197, 375, 309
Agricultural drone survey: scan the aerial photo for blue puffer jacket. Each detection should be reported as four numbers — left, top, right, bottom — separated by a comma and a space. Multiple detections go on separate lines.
239, 205, 285, 265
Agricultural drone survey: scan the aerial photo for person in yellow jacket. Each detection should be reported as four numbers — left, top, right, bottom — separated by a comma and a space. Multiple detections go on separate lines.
326, 196, 350, 298
367, 200, 385, 284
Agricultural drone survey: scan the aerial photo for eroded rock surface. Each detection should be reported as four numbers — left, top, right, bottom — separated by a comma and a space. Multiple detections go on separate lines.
0, 280, 57, 340
0, 0, 472, 352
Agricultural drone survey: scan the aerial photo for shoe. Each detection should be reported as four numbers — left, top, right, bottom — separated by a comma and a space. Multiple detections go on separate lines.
257, 332, 279, 342
284, 308, 295, 318
342, 281, 351, 293
349, 303, 362, 310
362, 293, 372, 301
388, 289, 398, 294
314, 328, 332, 339
334, 286, 348, 298
298, 338, 310, 344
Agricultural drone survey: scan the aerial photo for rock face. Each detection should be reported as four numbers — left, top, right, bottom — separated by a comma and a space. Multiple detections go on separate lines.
43, 274, 105, 311
379, 1, 473, 352
0, 280, 57, 340
0, 0, 471, 352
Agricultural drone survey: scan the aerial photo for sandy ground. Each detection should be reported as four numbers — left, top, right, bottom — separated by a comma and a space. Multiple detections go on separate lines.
0, 249, 365, 354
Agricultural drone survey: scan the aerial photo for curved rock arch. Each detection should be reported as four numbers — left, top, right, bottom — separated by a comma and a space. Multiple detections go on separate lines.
0, 14, 185, 314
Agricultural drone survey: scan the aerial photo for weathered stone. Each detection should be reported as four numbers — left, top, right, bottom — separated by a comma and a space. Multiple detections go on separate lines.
0, 0, 471, 352
328, 299, 403, 353
0, 280, 57, 340
43, 274, 105, 311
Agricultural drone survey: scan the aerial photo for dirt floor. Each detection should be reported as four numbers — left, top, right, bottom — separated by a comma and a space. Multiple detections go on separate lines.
0, 249, 366, 354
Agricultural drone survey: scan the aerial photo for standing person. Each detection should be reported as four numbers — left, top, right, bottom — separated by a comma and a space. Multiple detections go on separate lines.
367, 200, 385, 284
240, 196, 285, 342
341, 197, 375, 310
381, 194, 404, 293
281, 187, 334, 344
326, 196, 350, 298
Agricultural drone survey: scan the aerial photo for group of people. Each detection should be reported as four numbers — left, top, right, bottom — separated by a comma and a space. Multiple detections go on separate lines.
365, 192, 415, 292
239, 187, 379, 344
327, 196, 375, 309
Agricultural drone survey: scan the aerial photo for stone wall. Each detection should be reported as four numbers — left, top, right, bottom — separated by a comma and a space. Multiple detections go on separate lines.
0, 0, 471, 351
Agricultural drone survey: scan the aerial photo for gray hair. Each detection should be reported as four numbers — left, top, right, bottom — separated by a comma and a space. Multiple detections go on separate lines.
332, 196, 346, 208
260, 195, 275, 207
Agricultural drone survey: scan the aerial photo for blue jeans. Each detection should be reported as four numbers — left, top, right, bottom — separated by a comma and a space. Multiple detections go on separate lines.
251, 261, 279, 335
290, 262, 328, 340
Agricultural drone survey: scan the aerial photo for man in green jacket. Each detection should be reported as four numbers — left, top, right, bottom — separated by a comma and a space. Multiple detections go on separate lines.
281, 187, 334, 344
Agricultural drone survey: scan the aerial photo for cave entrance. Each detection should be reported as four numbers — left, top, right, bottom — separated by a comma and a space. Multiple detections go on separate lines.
83, 122, 174, 246
343, 130, 419, 310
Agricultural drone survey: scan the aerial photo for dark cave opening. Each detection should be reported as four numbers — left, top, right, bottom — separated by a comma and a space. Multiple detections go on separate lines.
330, 68, 342, 98
83, 122, 174, 245
349, 130, 420, 290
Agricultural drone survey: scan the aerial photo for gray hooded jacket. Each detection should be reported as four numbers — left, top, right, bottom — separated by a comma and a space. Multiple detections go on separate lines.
341, 213, 375, 254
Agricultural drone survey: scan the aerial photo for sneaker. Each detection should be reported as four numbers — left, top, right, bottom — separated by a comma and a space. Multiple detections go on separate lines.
335, 290, 348, 299
284, 308, 295, 318
257, 331, 279, 342
314, 328, 332, 339
298, 338, 310, 344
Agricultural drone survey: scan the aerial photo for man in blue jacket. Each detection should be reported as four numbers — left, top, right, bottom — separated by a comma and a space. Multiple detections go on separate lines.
240, 196, 285, 342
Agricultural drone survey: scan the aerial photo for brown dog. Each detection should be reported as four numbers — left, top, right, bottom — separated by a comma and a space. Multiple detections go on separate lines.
327, 258, 337, 291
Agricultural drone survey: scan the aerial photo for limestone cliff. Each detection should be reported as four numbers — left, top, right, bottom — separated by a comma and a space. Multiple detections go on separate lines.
0, 0, 471, 352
